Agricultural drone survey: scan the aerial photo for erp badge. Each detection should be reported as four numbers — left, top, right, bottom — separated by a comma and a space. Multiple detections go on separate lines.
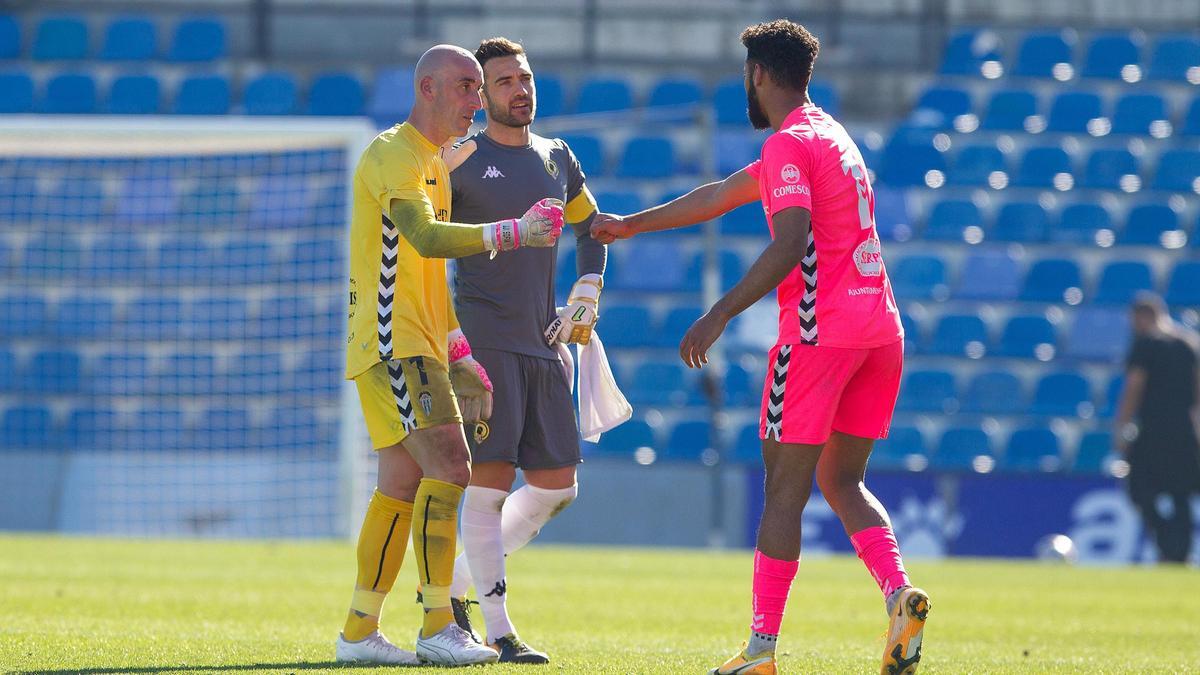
418, 391, 433, 416
474, 420, 490, 444
544, 158, 559, 179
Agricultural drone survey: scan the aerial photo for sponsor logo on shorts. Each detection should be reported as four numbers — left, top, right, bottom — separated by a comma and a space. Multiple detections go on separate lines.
780, 163, 801, 184
474, 420, 491, 443
419, 391, 433, 416
771, 183, 811, 200
853, 237, 883, 277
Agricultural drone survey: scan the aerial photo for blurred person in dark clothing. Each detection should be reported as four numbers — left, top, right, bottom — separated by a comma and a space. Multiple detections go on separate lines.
1115, 292, 1200, 564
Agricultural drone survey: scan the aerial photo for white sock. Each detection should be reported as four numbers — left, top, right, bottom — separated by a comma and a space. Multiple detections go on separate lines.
500, 483, 578, 552
460, 486, 513, 642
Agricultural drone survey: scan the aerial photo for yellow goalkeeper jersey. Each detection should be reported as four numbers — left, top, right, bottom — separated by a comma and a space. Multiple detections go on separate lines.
345, 122, 456, 380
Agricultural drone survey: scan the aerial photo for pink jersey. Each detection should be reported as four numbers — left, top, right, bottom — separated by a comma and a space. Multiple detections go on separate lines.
744, 105, 903, 349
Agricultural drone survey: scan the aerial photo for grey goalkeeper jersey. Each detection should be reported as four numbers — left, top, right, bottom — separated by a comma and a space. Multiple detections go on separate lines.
451, 131, 605, 360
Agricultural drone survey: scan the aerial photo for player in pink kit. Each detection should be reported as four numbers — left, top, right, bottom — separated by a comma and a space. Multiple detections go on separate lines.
592, 19, 929, 675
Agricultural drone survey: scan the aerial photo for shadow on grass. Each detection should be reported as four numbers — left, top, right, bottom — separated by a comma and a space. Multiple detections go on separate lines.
13, 661, 431, 674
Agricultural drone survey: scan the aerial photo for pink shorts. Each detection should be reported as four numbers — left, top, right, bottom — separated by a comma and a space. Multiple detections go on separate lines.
759, 340, 903, 445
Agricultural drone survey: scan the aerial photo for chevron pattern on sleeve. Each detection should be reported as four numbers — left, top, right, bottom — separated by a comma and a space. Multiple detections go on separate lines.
763, 345, 792, 441
798, 229, 818, 345
378, 214, 399, 360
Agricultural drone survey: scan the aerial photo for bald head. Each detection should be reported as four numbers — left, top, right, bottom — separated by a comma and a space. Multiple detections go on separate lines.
408, 44, 484, 145
415, 44, 480, 90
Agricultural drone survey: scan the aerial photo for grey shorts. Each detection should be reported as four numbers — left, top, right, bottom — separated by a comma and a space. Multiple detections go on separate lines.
465, 348, 581, 470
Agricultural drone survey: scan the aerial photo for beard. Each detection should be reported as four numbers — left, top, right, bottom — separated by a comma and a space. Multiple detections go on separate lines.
746, 80, 771, 130
487, 96, 534, 129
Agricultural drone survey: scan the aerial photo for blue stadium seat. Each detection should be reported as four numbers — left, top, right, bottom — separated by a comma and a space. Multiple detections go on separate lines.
0, 14, 19, 59
878, 132, 946, 186
912, 85, 971, 127
28, 349, 82, 394
955, 251, 1020, 300
809, 80, 839, 116
897, 369, 956, 413
251, 174, 317, 229
1004, 427, 1064, 472
33, 16, 88, 61
683, 250, 745, 293
575, 76, 632, 114
558, 133, 603, 177
611, 241, 687, 292
214, 239, 274, 284
0, 72, 34, 113
998, 314, 1058, 359
173, 75, 230, 114
890, 255, 947, 300
731, 424, 764, 464
1031, 371, 1091, 416
228, 352, 284, 397
1013, 30, 1075, 78
1053, 203, 1113, 243
616, 136, 675, 179
1013, 146, 1073, 189
924, 199, 982, 240
873, 187, 912, 241
961, 371, 1025, 414
932, 425, 993, 471
157, 353, 216, 396
663, 420, 709, 461
85, 235, 145, 280
105, 74, 160, 114
156, 239, 212, 284
1066, 307, 1129, 361
50, 297, 115, 340
1147, 35, 1200, 82
713, 77, 748, 125
991, 201, 1049, 242
928, 314, 989, 357
40, 73, 97, 114
1074, 431, 1113, 472
534, 74, 563, 117
1082, 33, 1140, 79
0, 349, 17, 392
901, 313, 922, 354
652, 305, 704, 348
647, 76, 703, 109
628, 360, 695, 407
178, 176, 241, 226
1152, 150, 1200, 192
243, 72, 297, 115
168, 17, 226, 62
872, 426, 927, 470
67, 406, 121, 450
939, 29, 1002, 76
949, 144, 1006, 186
101, 16, 156, 61
592, 190, 642, 217
124, 295, 185, 339
1017, 255, 1084, 300
1046, 91, 1102, 133
1111, 93, 1168, 135
188, 297, 248, 340
591, 419, 655, 459
1166, 261, 1200, 306
306, 73, 363, 116
981, 89, 1037, 131
367, 67, 414, 124
1094, 261, 1153, 304
0, 295, 48, 337
720, 202, 765, 236
92, 352, 150, 396
1, 405, 58, 449
128, 407, 186, 450
1099, 374, 1123, 419
270, 405, 323, 449
194, 407, 254, 450
254, 295, 320, 340
292, 349, 340, 397
597, 305, 654, 348
115, 174, 178, 224
1082, 149, 1138, 190
21, 234, 83, 277
723, 361, 757, 407
1122, 202, 1181, 246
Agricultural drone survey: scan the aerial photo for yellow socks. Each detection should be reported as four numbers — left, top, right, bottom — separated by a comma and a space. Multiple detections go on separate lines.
411, 478, 464, 637
342, 489, 413, 641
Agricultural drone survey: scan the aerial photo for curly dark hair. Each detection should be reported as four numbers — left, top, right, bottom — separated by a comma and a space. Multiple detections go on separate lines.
475, 37, 525, 69
740, 19, 820, 92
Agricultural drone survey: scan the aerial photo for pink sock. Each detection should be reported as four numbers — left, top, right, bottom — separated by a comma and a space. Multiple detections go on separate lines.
750, 549, 799, 635
850, 525, 910, 599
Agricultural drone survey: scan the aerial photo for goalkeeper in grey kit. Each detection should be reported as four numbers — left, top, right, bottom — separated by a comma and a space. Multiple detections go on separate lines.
436, 37, 606, 663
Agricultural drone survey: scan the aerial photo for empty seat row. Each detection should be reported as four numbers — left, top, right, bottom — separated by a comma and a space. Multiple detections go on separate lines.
920, 198, 1199, 245
940, 29, 1200, 82
896, 368, 1120, 417
0, 70, 367, 116
2, 14, 226, 62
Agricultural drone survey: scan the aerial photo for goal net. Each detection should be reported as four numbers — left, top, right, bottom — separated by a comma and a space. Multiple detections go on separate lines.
0, 116, 376, 538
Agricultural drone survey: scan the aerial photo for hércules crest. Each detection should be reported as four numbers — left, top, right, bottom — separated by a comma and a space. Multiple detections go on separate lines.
474, 420, 490, 444
544, 157, 559, 178
419, 391, 433, 416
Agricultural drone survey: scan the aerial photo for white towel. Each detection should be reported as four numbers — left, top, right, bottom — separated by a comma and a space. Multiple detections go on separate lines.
574, 332, 632, 442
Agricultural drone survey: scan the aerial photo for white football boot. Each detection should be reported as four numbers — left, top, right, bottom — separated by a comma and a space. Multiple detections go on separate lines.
335, 630, 419, 665
416, 623, 500, 665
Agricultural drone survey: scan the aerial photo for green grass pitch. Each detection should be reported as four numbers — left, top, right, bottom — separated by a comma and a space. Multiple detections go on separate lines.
1, 534, 1197, 674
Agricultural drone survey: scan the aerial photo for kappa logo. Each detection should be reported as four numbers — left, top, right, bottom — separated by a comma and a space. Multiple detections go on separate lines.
780, 163, 801, 184
482, 165, 505, 179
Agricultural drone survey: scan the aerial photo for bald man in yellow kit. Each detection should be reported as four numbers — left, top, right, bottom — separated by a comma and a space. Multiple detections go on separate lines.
335, 44, 564, 666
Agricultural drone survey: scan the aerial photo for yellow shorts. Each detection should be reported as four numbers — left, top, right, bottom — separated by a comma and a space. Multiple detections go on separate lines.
354, 356, 462, 449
